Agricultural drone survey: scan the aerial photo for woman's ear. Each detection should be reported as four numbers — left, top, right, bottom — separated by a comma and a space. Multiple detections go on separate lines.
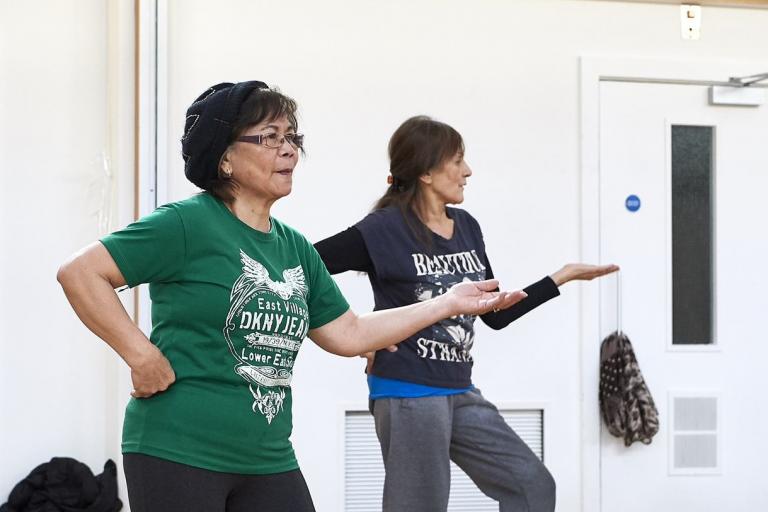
419, 171, 433, 185
219, 149, 233, 178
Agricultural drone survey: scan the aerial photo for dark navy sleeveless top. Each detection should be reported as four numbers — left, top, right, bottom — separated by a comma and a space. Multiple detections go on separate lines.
356, 206, 487, 388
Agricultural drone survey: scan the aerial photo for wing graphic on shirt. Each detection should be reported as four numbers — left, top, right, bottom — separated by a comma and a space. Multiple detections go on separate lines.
227, 250, 270, 320
281, 266, 308, 300
232, 249, 308, 303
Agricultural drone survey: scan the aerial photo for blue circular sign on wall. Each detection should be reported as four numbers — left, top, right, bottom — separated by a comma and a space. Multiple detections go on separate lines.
625, 195, 641, 212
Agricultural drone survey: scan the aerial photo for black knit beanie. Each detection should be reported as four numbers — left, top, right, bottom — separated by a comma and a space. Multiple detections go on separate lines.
181, 80, 269, 189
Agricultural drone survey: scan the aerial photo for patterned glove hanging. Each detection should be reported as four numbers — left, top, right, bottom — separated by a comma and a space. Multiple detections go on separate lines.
599, 272, 660, 446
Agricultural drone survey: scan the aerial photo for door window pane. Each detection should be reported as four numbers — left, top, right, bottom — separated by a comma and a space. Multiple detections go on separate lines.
671, 125, 714, 345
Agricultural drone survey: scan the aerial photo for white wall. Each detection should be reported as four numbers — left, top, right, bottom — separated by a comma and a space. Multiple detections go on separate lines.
160, 1, 768, 510
0, 0, 134, 504
3, 0, 768, 510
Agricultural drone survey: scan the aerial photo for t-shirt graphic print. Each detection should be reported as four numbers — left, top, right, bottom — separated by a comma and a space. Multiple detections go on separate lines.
412, 249, 487, 363
224, 249, 310, 424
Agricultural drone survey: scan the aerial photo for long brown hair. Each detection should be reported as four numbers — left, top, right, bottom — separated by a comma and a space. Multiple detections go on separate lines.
373, 115, 464, 249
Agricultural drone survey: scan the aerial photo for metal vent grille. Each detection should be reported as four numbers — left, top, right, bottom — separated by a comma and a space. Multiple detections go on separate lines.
345, 409, 543, 512
670, 395, 719, 474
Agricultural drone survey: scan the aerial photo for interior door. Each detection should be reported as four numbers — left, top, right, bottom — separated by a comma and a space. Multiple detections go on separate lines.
598, 80, 768, 511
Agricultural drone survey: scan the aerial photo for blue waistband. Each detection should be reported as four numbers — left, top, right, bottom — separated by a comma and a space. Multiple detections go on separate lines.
367, 374, 472, 399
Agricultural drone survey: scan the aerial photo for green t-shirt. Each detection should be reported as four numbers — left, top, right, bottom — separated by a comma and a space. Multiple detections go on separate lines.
101, 192, 349, 474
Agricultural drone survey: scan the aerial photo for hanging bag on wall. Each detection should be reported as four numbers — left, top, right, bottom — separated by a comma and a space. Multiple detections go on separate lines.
599, 330, 660, 446
598, 273, 660, 446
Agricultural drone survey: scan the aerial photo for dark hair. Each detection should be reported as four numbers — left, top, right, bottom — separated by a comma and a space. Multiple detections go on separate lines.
373, 115, 464, 249
207, 87, 301, 202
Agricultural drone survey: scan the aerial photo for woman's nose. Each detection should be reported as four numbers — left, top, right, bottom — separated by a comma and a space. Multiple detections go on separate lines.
278, 138, 296, 158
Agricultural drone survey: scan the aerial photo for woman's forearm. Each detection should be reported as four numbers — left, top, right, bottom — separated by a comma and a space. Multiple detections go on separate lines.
309, 281, 524, 356
355, 296, 456, 353
309, 297, 454, 357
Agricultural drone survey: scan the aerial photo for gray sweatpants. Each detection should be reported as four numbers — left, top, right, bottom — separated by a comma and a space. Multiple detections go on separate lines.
372, 388, 556, 512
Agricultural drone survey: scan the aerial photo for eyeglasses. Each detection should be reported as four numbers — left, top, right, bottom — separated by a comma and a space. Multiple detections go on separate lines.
237, 132, 304, 150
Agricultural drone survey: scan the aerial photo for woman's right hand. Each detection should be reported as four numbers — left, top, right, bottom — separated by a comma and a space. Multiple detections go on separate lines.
129, 344, 176, 398
550, 263, 620, 286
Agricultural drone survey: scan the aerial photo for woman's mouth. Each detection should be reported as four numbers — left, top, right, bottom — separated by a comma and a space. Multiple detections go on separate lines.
276, 169, 293, 176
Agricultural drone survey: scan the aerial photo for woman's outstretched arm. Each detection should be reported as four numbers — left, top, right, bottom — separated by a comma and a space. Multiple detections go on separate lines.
480, 259, 619, 330
309, 280, 526, 357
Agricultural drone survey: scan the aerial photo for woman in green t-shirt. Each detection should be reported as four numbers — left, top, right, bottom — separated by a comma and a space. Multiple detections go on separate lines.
56, 81, 527, 512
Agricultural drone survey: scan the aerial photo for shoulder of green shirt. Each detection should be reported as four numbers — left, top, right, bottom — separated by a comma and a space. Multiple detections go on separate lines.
99, 201, 188, 287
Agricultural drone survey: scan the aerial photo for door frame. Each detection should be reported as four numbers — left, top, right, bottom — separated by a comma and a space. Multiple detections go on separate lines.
578, 56, 767, 512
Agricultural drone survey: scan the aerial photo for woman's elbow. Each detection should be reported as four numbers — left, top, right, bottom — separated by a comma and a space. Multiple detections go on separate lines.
56, 255, 86, 290
326, 343, 360, 358
309, 332, 360, 358
56, 260, 75, 287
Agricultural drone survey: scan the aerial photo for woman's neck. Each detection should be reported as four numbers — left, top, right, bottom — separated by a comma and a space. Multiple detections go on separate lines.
414, 195, 453, 238
415, 191, 449, 223
226, 193, 274, 232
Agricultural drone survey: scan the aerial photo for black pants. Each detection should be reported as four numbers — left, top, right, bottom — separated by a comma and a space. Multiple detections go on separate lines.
123, 453, 316, 512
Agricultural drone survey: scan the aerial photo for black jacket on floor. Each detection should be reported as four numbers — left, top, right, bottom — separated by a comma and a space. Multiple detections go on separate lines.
1, 457, 121, 512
